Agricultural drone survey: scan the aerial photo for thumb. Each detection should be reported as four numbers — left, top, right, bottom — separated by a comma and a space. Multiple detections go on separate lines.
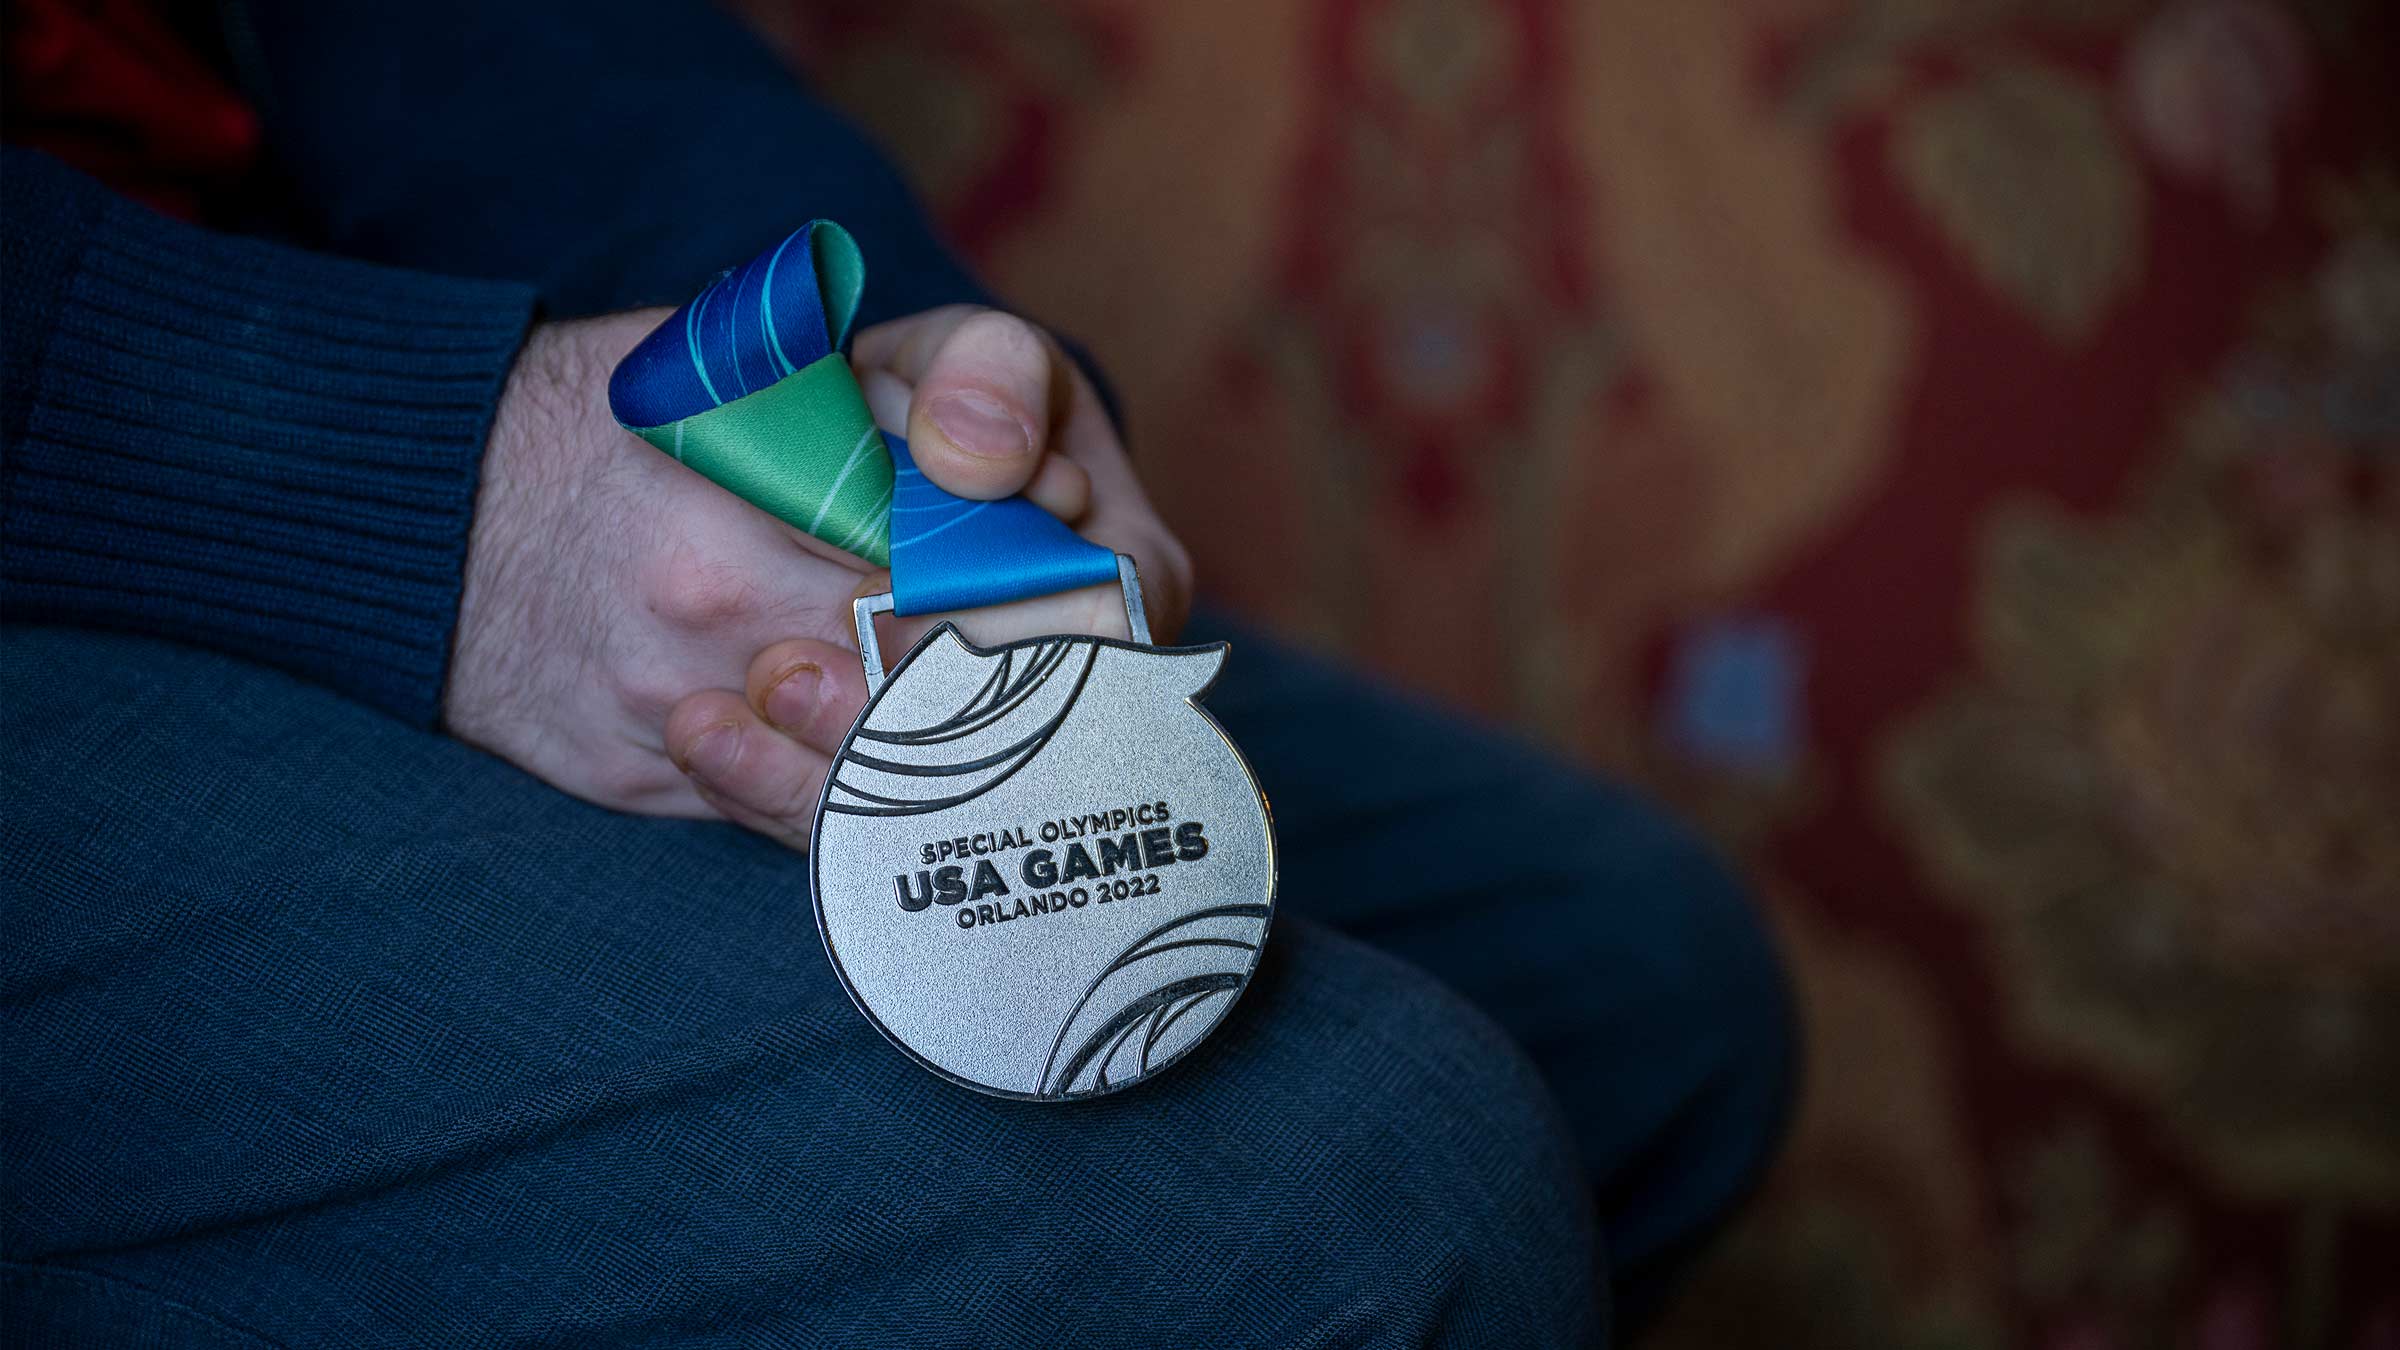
904, 309, 1057, 501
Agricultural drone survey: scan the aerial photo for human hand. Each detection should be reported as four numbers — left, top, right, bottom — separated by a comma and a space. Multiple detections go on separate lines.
443, 305, 1191, 845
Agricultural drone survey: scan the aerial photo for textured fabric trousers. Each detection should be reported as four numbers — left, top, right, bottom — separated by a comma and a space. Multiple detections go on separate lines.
2, 620, 1791, 1346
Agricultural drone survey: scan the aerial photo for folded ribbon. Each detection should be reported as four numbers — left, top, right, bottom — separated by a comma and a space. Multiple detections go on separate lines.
607, 222, 1122, 616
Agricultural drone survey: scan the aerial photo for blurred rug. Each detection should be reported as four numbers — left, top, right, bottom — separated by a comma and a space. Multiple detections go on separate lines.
742, 0, 2400, 1344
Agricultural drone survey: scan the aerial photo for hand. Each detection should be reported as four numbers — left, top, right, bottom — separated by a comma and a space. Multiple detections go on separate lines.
444, 305, 1191, 846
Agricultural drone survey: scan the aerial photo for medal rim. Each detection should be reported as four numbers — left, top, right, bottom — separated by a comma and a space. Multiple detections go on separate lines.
808, 620, 1280, 1102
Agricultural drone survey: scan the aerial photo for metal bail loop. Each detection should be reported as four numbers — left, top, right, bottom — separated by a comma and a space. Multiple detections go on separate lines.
852, 553, 1153, 696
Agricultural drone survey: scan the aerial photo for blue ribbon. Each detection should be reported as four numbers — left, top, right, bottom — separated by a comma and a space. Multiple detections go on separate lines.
882, 437, 1126, 614
608, 222, 1123, 617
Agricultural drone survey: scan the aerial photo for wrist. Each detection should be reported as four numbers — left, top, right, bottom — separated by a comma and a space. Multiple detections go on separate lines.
448, 322, 573, 739
446, 313, 669, 740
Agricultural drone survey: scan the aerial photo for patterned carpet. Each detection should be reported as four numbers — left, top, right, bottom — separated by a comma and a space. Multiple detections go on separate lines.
740, 0, 2400, 1343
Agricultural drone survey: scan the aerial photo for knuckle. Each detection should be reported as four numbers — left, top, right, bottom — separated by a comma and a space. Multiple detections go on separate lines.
589, 755, 677, 807
947, 310, 1049, 378
646, 548, 759, 632
617, 666, 690, 721
893, 304, 985, 372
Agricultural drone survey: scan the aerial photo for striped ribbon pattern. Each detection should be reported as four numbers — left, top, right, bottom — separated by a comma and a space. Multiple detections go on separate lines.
608, 221, 1120, 616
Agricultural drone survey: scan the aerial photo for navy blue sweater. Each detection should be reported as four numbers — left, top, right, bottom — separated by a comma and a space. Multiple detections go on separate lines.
3, 0, 997, 727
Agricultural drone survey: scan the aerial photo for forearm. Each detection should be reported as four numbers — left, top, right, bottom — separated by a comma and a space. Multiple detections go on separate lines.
0, 150, 536, 725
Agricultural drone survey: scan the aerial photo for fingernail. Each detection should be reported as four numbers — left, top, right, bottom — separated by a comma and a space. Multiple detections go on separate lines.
679, 722, 742, 779
927, 391, 1031, 461
764, 661, 824, 731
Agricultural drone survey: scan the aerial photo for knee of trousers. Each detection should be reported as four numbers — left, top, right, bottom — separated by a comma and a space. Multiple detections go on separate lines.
1585, 780, 1794, 1100
1529, 776, 1799, 1267
1156, 920, 1603, 1343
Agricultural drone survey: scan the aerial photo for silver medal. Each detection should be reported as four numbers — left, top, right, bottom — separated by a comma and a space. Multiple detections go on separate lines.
811, 557, 1277, 1099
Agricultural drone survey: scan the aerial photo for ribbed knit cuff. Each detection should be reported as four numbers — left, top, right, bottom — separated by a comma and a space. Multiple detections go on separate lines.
2, 190, 537, 726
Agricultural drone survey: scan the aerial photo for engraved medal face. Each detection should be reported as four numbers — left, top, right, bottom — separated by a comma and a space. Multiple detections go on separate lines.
810, 626, 1277, 1100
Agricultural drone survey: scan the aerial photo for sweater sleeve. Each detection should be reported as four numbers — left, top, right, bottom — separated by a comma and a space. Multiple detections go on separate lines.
223, 0, 1124, 431
225, 0, 999, 329
0, 149, 538, 726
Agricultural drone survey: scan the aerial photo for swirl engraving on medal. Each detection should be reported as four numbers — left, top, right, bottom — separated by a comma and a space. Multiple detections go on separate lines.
1037, 904, 1273, 1099
825, 637, 1098, 818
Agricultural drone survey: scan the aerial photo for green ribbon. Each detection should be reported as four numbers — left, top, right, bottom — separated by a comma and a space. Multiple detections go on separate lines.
631, 353, 894, 564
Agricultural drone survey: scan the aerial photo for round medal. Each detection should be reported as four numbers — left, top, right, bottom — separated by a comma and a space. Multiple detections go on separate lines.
812, 612, 1277, 1100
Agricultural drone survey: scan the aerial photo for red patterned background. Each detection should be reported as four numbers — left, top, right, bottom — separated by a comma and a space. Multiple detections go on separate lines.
738, 0, 2400, 1344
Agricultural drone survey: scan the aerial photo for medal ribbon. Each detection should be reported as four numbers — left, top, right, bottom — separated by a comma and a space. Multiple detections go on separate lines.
607, 222, 1123, 616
